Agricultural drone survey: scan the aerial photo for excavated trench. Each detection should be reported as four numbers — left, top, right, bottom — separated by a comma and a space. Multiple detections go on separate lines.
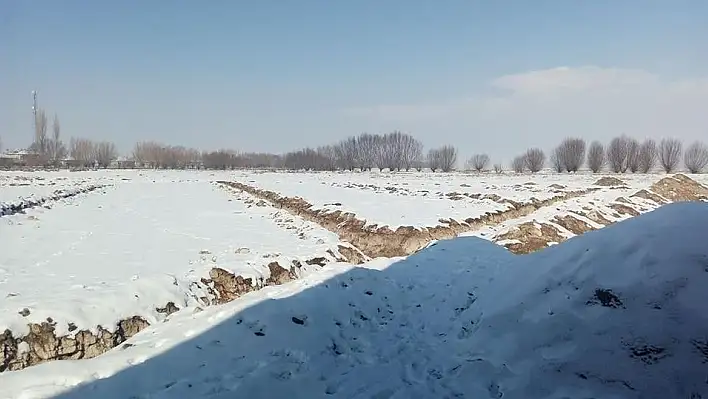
6, 175, 704, 373
495, 174, 708, 254
217, 180, 601, 258
1, 192, 365, 373
0, 185, 108, 217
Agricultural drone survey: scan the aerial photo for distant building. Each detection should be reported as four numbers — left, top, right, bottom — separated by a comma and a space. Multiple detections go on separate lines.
0, 149, 41, 167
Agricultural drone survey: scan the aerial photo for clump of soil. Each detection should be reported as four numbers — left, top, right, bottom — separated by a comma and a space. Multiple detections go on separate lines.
649, 174, 708, 202
219, 181, 596, 258
496, 222, 566, 254
593, 176, 626, 187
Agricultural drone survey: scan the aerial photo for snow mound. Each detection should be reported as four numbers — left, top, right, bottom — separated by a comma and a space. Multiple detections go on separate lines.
4, 202, 708, 399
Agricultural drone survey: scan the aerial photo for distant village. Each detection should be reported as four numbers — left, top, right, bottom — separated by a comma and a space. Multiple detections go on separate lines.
0, 149, 140, 170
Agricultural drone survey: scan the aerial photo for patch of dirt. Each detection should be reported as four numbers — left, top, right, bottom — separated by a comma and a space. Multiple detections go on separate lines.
493, 175, 708, 254
553, 215, 596, 235
649, 174, 708, 202
0, 185, 108, 217
218, 181, 597, 258
1, 257, 330, 373
2, 316, 148, 372
610, 203, 641, 217
593, 177, 626, 187
630, 189, 667, 205
496, 222, 566, 254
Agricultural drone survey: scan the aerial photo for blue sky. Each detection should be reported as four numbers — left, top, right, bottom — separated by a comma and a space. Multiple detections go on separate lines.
1, 1, 707, 161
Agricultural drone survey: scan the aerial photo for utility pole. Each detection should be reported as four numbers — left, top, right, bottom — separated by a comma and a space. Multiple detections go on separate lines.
31, 90, 37, 149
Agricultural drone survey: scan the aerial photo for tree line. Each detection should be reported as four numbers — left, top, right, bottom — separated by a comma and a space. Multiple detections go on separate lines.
507, 136, 708, 174
6, 114, 708, 173
5, 108, 120, 168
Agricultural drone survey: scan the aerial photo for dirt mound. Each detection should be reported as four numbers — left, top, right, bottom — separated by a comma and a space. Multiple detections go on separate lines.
593, 176, 626, 187
649, 174, 708, 202
219, 181, 597, 258
493, 175, 708, 255
496, 222, 566, 254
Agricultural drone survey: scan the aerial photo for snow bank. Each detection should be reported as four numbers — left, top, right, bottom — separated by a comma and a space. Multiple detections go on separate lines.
2, 201, 706, 398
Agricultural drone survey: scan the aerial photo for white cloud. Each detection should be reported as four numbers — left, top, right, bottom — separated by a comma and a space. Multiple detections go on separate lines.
339, 66, 708, 161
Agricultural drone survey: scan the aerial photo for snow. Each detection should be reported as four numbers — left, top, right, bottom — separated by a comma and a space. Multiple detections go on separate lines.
0, 172, 103, 209
2, 201, 707, 398
0, 171, 345, 337
233, 171, 660, 229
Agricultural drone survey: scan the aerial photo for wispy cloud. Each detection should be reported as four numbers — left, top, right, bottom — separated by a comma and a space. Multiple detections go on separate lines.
338, 66, 708, 161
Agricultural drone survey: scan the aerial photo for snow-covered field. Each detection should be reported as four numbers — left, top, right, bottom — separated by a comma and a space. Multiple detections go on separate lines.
2, 169, 708, 398
2, 201, 707, 399
1, 170, 352, 371
235, 171, 664, 229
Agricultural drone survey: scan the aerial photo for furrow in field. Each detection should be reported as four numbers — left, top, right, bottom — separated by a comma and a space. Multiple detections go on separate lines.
481, 174, 708, 254
217, 180, 600, 258
1, 177, 361, 373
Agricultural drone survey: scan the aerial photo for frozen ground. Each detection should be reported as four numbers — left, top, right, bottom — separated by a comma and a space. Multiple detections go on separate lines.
0, 171, 345, 339
234, 171, 662, 229
0, 171, 119, 204
1, 201, 706, 398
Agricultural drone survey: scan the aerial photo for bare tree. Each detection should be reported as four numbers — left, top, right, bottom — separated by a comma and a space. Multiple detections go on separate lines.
524, 148, 545, 173
437, 145, 457, 172
70, 138, 97, 167
493, 163, 503, 174
607, 135, 631, 173
626, 138, 641, 173
427, 149, 439, 172
637, 139, 657, 173
94, 141, 117, 168
587, 141, 605, 173
556, 138, 586, 172
511, 155, 526, 173
659, 138, 682, 173
334, 137, 358, 171
356, 133, 377, 171
683, 141, 708, 174
48, 115, 67, 164
31, 109, 49, 163
466, 154, 490, 172
550, 147, 564, 172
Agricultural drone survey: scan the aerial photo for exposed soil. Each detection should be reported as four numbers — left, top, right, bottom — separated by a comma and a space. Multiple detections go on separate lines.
496, 222, 567, 254
649, 174, 708, 202
593, 177, 627, 187
1, 258, 332, 372
494, 175, 707, 254
0, 185, 108, 217
218, 181, 598, 258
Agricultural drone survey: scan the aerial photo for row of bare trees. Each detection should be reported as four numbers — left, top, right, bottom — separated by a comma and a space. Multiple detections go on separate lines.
68, 138, 118, 167
503, 136, 708, 174
29, 109, 68, 164
20, 108, 118, 168
280, 132, 459, 172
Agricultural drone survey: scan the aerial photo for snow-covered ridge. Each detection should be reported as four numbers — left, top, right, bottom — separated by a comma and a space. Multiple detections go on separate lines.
0, 174, 356, 372
0, 185, 107, 217
2, 201, 706, 398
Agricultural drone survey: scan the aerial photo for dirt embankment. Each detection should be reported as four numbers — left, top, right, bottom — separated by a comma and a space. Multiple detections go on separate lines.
1, 256, 344, 372
0, 185, 108, 217
217, 181, 599, 259
496, 174, 708, 254
2, 186, 366, 374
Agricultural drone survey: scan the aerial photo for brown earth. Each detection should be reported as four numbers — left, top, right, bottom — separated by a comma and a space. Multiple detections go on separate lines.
593, 177, 627, 187
494, 175, 708, 254
218, 181, 599, 259
1, 256, 333, 373
649, 174, 708, 202
496, 222, 567, 254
